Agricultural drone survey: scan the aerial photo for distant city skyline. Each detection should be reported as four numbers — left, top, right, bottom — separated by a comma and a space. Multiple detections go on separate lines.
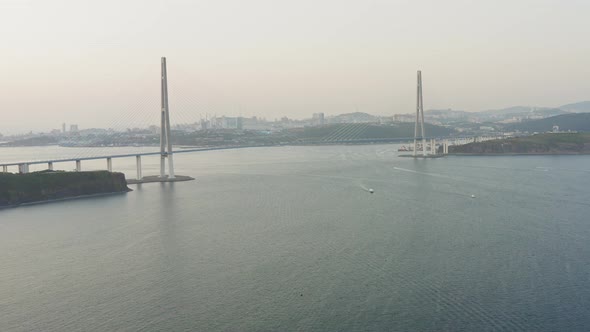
1, 0, 589, 134
2, 99, 589, 136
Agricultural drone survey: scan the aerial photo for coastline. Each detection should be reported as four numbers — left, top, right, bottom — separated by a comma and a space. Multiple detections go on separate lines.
0, 190, 131, 210
0, 171, 132, 210
448, 152, 590, 156
398, 154, 445, 158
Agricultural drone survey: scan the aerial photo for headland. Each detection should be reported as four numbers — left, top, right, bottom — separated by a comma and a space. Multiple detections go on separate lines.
448, 133, 590, 155
0, 170, 131, 209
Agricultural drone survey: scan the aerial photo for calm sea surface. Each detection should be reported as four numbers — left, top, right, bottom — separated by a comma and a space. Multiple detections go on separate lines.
1, 145, 590, 331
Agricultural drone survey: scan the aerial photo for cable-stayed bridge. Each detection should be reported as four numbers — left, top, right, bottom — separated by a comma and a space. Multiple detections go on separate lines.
1, 57, 191, 183
1, 62, 503, 180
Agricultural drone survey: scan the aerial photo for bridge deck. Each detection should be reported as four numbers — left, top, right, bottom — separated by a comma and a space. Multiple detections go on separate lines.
0, 146, 256, 167
1, 136, 499, 167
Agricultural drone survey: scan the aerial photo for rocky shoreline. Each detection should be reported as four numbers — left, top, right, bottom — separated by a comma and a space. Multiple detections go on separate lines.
0, 170, 131, 209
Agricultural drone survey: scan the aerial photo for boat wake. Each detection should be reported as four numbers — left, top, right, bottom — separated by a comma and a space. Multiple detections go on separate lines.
392, 166, 448, 178
360, 184, 374, 193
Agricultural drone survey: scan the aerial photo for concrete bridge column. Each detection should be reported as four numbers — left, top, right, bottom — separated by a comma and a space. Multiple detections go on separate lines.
48, 162, 53, 171
136, 155, 142, 180
2, 165, 7, 173
18, 163, 29, 174
75, 160, 81, 172
107, 158, 112, 172
160, 155, 166, 178
433, 139, 437, 155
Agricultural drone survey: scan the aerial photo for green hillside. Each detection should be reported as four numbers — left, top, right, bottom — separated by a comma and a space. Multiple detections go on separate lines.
559, 101, 590, 113
0, 170, 130, 207
450, 133, 590, 154
300, 123, 455, 141
505, 113, 590, 133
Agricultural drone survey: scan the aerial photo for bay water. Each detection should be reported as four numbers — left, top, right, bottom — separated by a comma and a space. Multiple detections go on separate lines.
1, 145, 590, 331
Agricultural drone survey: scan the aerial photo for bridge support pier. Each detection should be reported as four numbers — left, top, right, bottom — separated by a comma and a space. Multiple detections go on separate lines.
75, 160, 81, 172
160, 156, 165, 178
18, 163, 29, 174
48, 162, 53, 171
2, 165, 7, 173
107, 158, 112, 172
136, 155, 142, 180
432, 139, 436, 155
168, 153, 175, 179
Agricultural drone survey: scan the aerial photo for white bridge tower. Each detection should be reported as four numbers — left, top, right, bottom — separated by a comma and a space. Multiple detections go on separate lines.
413, 70, 427, 156
160, 57, 175, 179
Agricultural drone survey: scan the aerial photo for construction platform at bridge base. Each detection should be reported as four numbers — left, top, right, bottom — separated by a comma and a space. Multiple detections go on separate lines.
127, 175, 195, 185
398, 154, 446, 159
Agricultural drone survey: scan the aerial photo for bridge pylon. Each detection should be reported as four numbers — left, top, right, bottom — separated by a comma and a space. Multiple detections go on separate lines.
413, 70, 427, 156
160, 57, 175, 179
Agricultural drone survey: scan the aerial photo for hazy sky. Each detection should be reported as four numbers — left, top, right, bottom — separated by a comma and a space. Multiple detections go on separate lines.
1, 0, 589, 134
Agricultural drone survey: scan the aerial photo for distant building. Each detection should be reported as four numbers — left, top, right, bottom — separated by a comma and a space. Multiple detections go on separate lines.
312, 113, 325, 126
393, 114, 414, 123
62, 123, 66, 133
213, 116, 243, 129
479, 126, 495, 131
70, 124, 79, 132
148, 125, 159, 134
224, 117, 237, 129
242, 116, 273, 130
552, 125, 559, 133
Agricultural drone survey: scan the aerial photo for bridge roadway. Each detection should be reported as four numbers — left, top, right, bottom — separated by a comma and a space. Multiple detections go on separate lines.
1, 145, 271, 178
0, 146, 255, 168
1, 135, 499, 167
1, 135, 503, 176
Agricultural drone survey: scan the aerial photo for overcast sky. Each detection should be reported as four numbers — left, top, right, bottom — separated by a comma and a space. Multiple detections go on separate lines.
1, 0, 589, 134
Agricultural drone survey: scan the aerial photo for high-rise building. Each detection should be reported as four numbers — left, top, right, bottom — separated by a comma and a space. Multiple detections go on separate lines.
312, 113, 325, 126
62, 123, 66, 133
70, 124, 79, 132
